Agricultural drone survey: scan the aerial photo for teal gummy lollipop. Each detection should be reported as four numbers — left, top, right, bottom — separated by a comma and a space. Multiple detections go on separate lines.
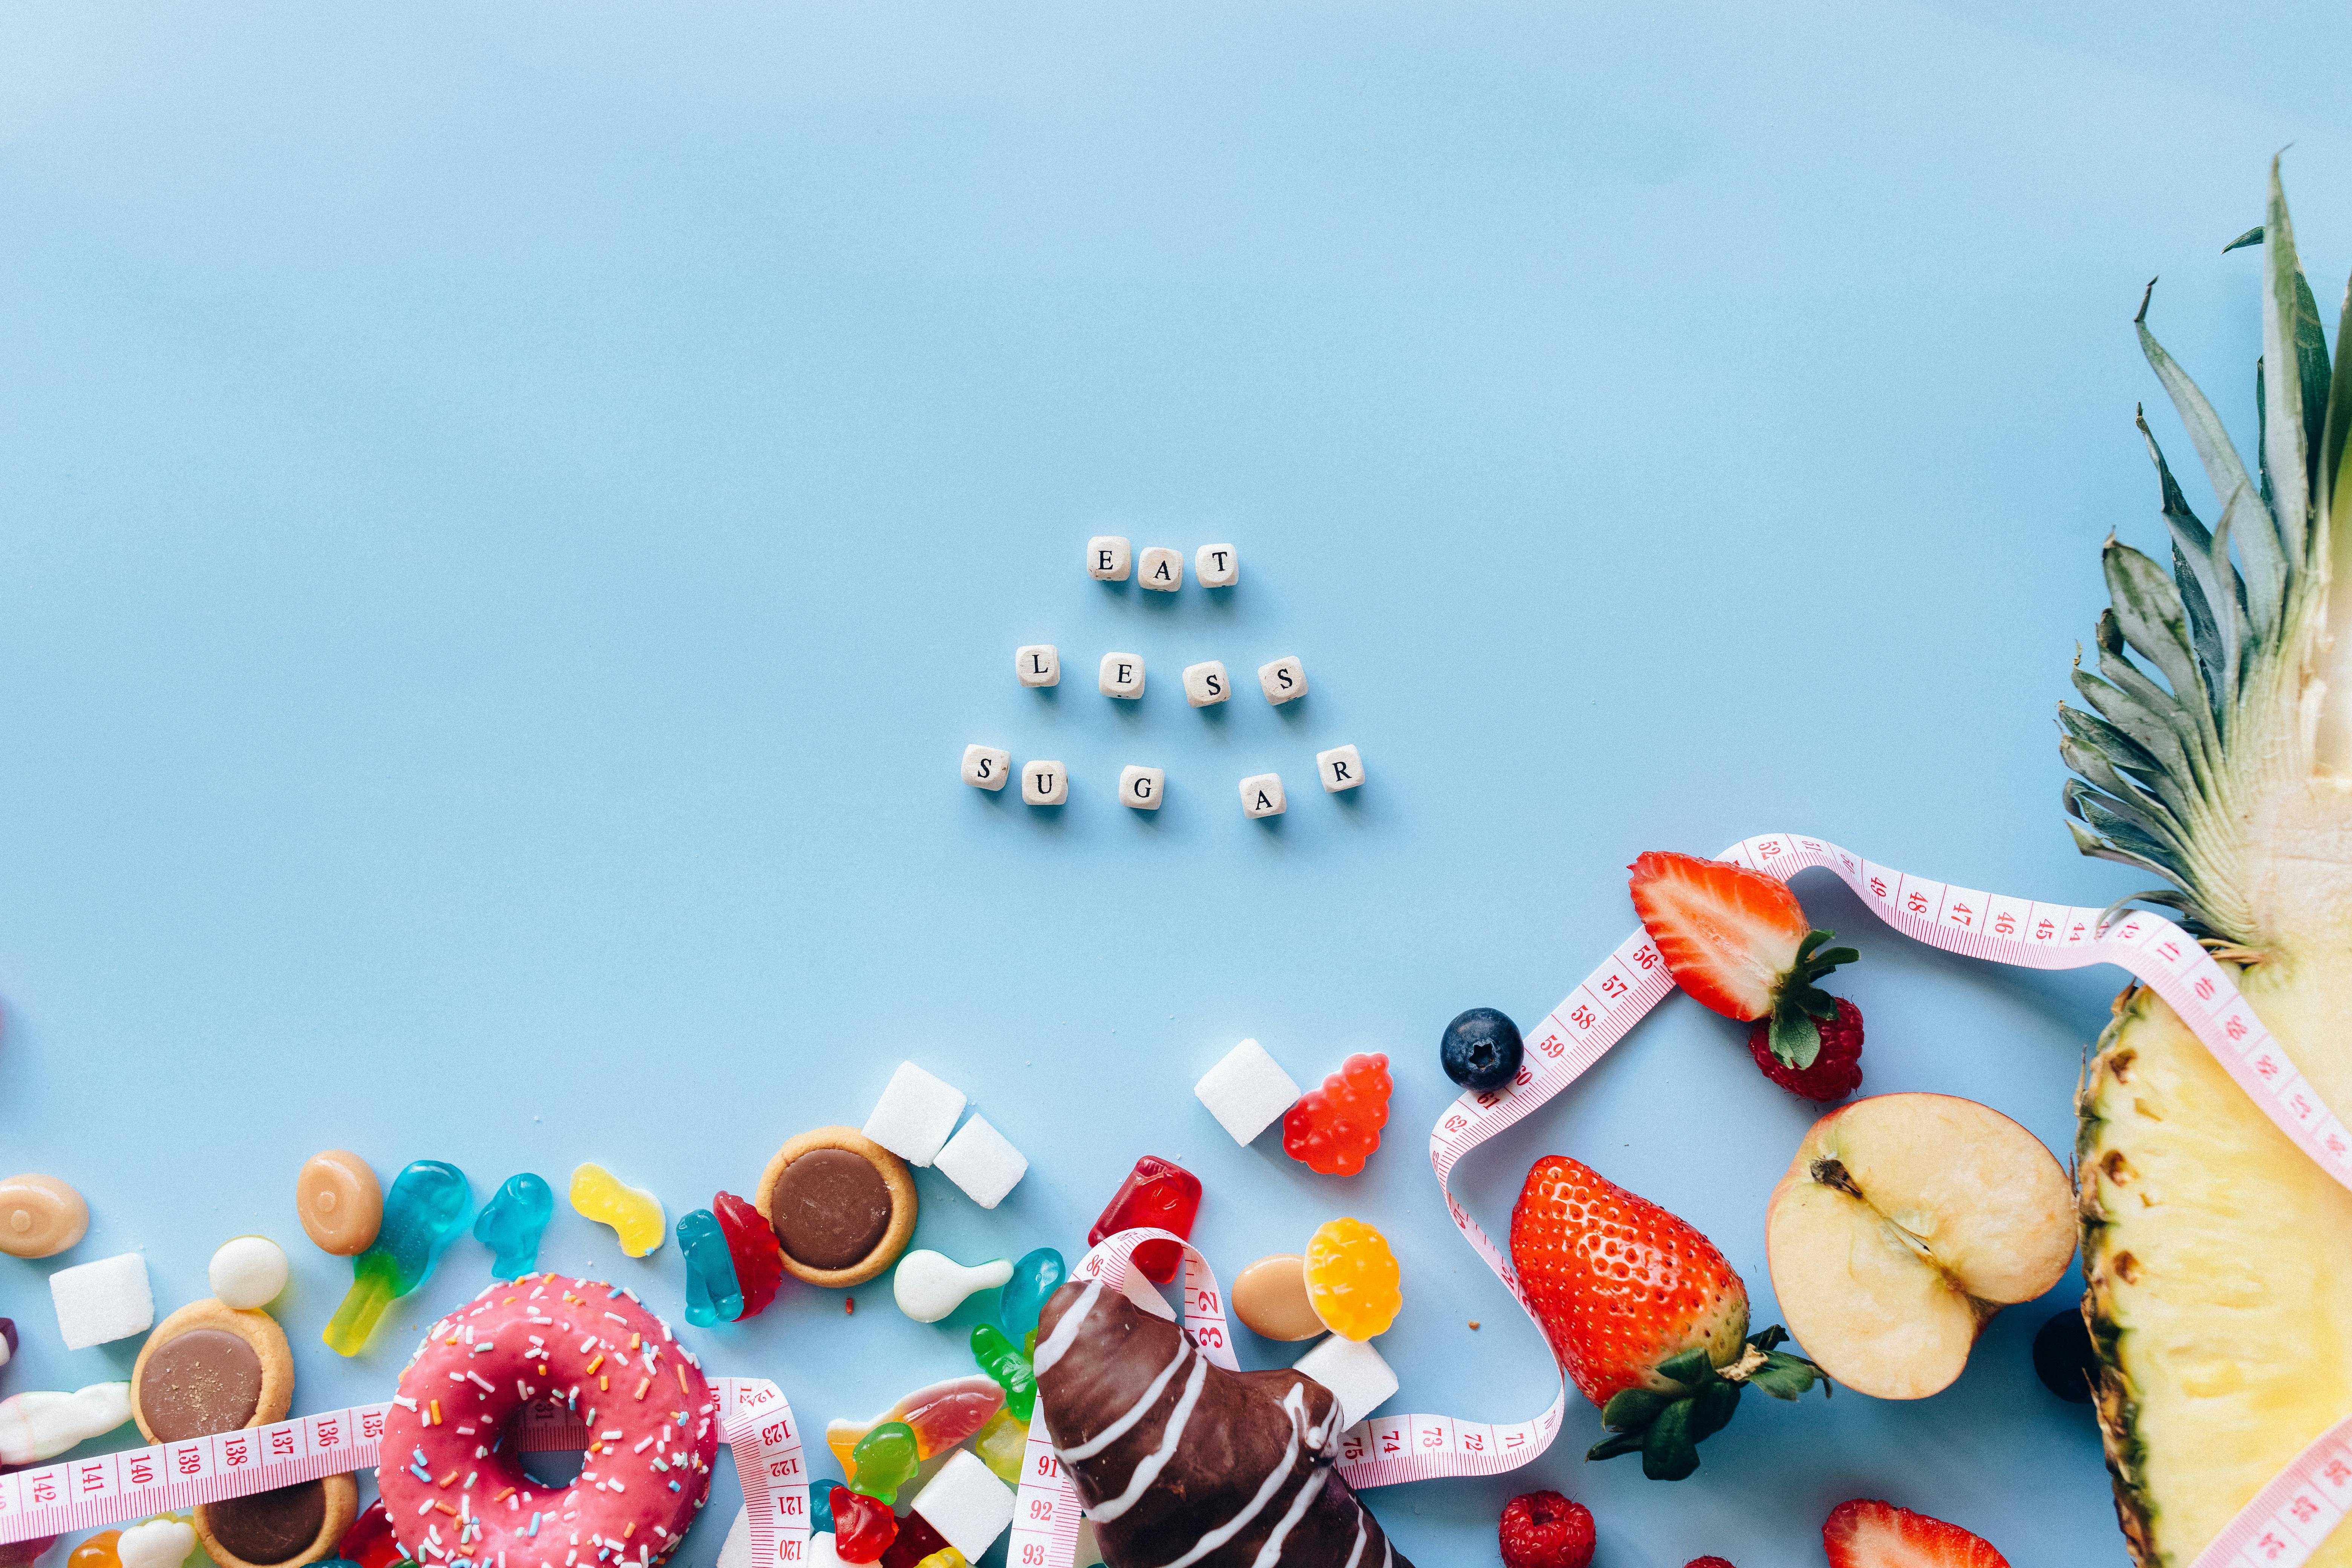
998, 1246, 1066, 1354
473, 1173, 553, 1280
323, 1160, 471, 1355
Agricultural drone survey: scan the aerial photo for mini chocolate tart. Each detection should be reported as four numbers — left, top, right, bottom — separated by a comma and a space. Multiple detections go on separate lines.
131, 1298, 295, 1443
196, 1474, 356, 1568
754, 1127, 916, 1288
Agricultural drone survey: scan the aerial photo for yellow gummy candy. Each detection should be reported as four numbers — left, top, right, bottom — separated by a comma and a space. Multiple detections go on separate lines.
973, 1406, 1028, 1485
1303, 1217, 1401, 1341
569, 1162, 666, 1257
914, 1552, 968, 1568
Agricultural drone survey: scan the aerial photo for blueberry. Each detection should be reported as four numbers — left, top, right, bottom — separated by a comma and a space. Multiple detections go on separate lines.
2031, 1307, 2096, 1404
1440, 1008, 1524, 1091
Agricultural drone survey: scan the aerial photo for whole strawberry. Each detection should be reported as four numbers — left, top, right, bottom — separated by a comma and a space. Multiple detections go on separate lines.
1496, 1490, 1594, 1568
1509, 1155, 1825, 1479
1748, 997, 1864, 1102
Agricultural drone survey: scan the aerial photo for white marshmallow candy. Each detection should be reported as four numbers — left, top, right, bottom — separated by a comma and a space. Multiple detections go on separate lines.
911, 1450, 1016, 1562
934, 1116, 1029, 1208
1194, 543, 1239, 588
1258, 655, 1308, 705
962, 744, 1012, 792
893, 1249, 1015, 1323
1014, 645, 1061, 688
862, 1061, 969, 1167
1021, 760, 1069, 807
1294, 1335, 1399, 1429
1098, 652, 1145, 700
1117, 766, 1165, 811
0, 1382, 133, 1464
1086, 537, 1132, 582
208, 1235, 289, 1310
1194, 1038, 1302, 1145
1316, 744, 1364, 793
50, 1252, 153, 1350
715, 1507, 753, 1568
1240, 773, 1286, 819
1182, 661, 1230, 708
118, 1517, 198, 1568
1137, 547, 1183, 592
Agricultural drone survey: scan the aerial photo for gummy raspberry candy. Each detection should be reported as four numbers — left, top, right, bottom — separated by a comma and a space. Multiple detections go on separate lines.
1282, 1053, 1392, 1176
1498, 1490, 1594, 1568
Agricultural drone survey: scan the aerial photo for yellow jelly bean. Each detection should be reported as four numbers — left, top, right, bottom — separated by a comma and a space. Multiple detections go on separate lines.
1303, 1217, 1401, 1341
569, 1163, 666, 1257
973, 1406, 1028, 1485
914, 1551, 968, 1568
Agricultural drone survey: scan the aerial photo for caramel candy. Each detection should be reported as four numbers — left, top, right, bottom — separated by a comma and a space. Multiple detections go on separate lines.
295, 1152, 381, 1256
0, 1174, 88, 1259
754, 1128, 916, 1288
1232, 1254, 1323, 1341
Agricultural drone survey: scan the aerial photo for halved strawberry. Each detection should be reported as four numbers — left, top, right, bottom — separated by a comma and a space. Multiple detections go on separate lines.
1822, 1499, 2010, 1568
1628, 851, 1856, 1069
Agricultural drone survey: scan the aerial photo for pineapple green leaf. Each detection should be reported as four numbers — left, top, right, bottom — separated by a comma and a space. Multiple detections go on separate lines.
2219, 481, 2287, 647
2322, 269, 2352, 536
2102, 540, 2217, 750
2260, 159, 2315, 557
2224, 225, 2264, 252
2137, 280, 2259, 518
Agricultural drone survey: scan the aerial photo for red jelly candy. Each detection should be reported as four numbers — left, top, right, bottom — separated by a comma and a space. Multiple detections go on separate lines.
1087, 1156, 1202, 1284
878, 1512, 950, 1568
338, 1500, 404, 1568
1282, 1053, 1392, 1176
829, 1486, 897, 1563
715, 1190, 785, 1318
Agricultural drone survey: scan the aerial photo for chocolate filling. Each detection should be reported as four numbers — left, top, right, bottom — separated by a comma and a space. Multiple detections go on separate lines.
208, 1481, 325, 1565
142, 1329, 264, 1441
770, 1148, 893, 1269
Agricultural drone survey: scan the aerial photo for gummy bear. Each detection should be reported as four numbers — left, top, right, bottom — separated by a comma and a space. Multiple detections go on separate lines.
323, 1160, 472, 1356
472, 1173, 553, 1280
847, 1421, 919, 1504
827, 1376, 1005, 1479
570, 1163, 665, 1257
998, 1247, 1066, 1352
1282, 1054, 1392, 1176
1087, 1157, 1201, 1284
970, 1323, 1037, 1423
66, 1533, 119, 1568
677, 1208, 743, 1327
971, 1407, 1028, 1485
877, 1514, 950, 1568
1303, 1217, 1401, 1340
714, 1190, 785, 1317
337, 1499, 404, 1568
829, 1486, 897, 1564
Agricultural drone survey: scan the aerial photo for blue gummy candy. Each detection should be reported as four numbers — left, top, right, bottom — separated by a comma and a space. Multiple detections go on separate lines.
473, 1173, 554, 1280
999, 1246, 1067, 1347
677, 1208, 743, 1328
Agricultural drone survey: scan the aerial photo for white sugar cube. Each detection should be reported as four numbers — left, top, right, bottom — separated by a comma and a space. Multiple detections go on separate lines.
49, 1253, 153, 1350
934, 1116, 1028, 1208
1258, 655, 1308, 705
800, 1533, 848, 1568
1316, 744, 1364, 793
1087, 537, 1132, 582
1117, 766, 1165, 810
1294, 1335, 1398, 1429
1099, 652, 1145, 700
1015, 645, 1061, 688
1182, 661, 1230, 708
962, 744, 1011, 791
1021, 760, 1069, 806
1137, 547, 1184, 592
715, 1508, 752, 1568
1195, 543, 1239, 588
863, 1062, 969, 1167
1240, 773, 1286, 819
911, 1450, 1015, 1562
1194, 1038, 1301, 1145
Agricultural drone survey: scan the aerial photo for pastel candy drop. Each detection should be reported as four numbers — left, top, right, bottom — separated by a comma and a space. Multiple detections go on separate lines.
891, 1250, 1012, 1325
971, 1408, 1027, 1485
968, 1324, 1036, 1423
296, 1151, 383, 1256
322, 1159, 472, 1357
0, 1381, 133, 1464
570, 1162, 666, 1257
1086, 1157, 1200, 1285
1303, 1217, 1402, 1340
472, 1173, 554, 1280
678, 1209, 744, 1328
0, 1174, 88, 1259
997, 1248, 1066, 1348
208, 1236, 289, 1311
713, 1191, 785, 1317
336, 1500, 403, 1568
66, 1532, 120, 1568
117, 1516, 196, 1568
846, 1421, 919, 1504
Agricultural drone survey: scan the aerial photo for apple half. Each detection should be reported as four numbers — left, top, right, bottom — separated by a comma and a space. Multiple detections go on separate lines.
1764, 1092, 2075, 1400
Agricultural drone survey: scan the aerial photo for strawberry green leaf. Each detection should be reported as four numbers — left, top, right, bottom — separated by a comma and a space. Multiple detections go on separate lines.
1747, 1351, 1828, 1401
1639, 1400, 1701, 1481
1654, 1347, 1718, 1392
1748, 1325, 1789, 1352
1686, 1378, 1741, 1441
1600, 1388, 1669, 1432
1769, 1008, 1823, 1069
1585, 1430, 1644, 1462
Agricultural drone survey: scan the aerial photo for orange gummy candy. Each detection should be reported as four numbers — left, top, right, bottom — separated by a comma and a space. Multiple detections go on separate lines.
1303, 1217, 1401, 1340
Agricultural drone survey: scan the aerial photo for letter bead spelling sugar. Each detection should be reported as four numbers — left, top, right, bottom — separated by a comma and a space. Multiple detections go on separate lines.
1182, 661, 1229, 707
1316, 744, 1363, 792
1118, 766, 1165, 811
1258, 655, 1307, 705
1098, 653, 1145, 700
1240, 773, 1286, 819
1021, 760, 1068, 806
962, 745, 1011, 791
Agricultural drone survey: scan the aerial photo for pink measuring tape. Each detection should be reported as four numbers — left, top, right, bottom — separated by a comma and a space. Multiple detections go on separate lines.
1013, 833, 2352, 1568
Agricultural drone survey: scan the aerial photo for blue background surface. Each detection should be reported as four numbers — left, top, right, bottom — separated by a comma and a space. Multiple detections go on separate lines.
6, 5, 2352, 1564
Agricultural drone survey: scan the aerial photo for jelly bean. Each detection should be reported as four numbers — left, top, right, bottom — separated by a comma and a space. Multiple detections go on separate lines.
971, 1407, 1027, 1485
66, 1531, 119, 1568
337, 1499, 404, 1568
1282, 1054, 1392, 1176
876, 1514, 949, 1568
0, 1383, 132, 1464
826, 1376, 1004, 1481
1303, 1217, 1401, 1340
1086, 1157, 1201, 1285
846, 1421, 919, 1505
473, 1173, 554, 1280
116, 1516, 196, 1568
828, 1487, 897, 1564
322, 1160, 472, 1357
970, 1324, 1037, 1423
714, 1191, 784, 1318
998, 1247, 1066, 1352
0, 1174, 88, 1260
296, 1151, 383, 1256
678, 1209, 744, 1327
569, 1163, 665, 1257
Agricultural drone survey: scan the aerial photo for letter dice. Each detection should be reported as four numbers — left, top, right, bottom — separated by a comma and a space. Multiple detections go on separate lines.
1118, 766, 1165, 810
1099, 652, 1145, 700
1022, 761, 1069, 806
1086, 537, 1132, 582
962, 745, 1011, 792
1015, 645, 1060, 688
1182, 661, 1229, 707
1240, 773, 1286, 818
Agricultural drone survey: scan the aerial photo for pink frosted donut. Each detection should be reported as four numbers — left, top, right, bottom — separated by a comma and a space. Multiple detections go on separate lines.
380, 1275, 720, 1568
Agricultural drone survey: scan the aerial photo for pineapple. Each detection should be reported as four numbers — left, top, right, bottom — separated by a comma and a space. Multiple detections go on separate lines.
2067, 161, 2352, 1565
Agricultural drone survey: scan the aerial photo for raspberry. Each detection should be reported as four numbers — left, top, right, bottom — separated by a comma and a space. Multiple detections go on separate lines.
1686, 1559, 1740, 1568
1747, 996, 1864, 1102
1282, 1053, 1392, 1176
1497, 1490, 1594, 1568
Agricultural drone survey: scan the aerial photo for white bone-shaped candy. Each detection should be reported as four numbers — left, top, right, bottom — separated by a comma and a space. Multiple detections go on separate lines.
0, 1381, 133, 1464
892, 1250, 1013, 1324
118, 1516, 198, 1568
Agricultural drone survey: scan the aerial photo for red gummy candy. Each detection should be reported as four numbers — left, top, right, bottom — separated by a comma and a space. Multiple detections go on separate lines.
715, 1190, 785, 1317
878, 1512, 951, 1568
1087, 1156, 1202, 1284
1283, 1054, 1392, 1175
338, 1499, 404, 1568
829, 1486, 897, 1563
